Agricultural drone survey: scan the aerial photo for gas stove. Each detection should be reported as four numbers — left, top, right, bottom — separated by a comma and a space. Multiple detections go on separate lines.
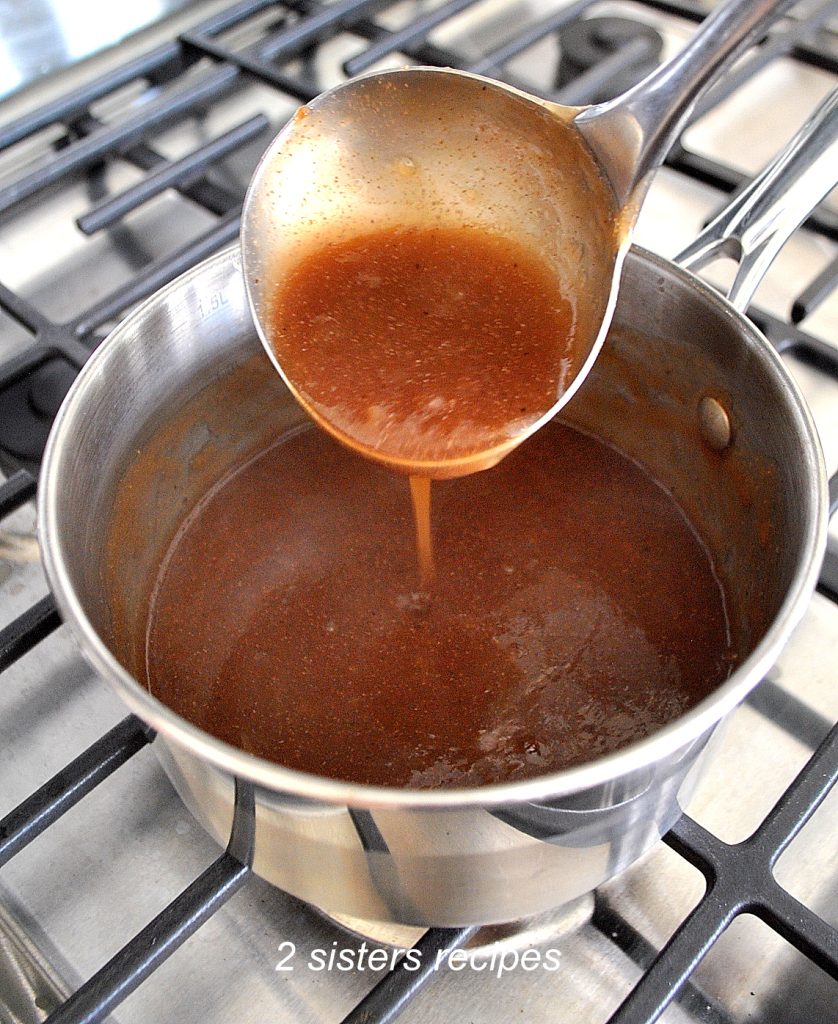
0, 2, 837, 1023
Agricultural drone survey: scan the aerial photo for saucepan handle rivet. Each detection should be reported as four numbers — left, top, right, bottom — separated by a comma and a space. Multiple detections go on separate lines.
698, 396, 732, 452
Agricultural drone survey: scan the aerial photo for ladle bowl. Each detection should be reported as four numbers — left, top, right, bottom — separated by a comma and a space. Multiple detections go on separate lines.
241, 0, 796, 477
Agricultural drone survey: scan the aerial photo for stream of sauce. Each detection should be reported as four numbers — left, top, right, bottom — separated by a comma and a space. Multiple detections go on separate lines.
146, 422, 733, 789
408, 475, 434, 587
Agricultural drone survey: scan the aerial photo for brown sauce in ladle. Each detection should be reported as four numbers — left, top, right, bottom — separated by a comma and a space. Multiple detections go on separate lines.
263, 224, 579, 477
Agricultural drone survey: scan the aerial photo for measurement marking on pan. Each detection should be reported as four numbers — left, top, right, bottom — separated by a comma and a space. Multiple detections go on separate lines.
197, 291, 229, 319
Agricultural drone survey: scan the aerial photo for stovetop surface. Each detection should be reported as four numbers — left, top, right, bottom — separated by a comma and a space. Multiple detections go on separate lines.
0, 2, 836, 1022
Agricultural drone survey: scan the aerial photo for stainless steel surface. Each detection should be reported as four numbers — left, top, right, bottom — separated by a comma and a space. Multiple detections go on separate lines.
36, 92, 830, 921
1, 1, 837, 1021
0, 0, 207, 100
241, 0, 796, 478
677, 85, 838, 310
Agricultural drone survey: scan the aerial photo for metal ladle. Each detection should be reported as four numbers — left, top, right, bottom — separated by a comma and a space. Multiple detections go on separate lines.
241, 0, 797, 478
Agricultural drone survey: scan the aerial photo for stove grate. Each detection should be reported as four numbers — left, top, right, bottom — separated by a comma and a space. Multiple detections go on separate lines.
602, 725, 838, 1024
0, 2, 837, 1022
0, 716, 149, 869
793, 255, 838, 323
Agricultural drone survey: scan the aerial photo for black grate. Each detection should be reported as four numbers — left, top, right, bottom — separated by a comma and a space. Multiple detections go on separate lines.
1, 2, 837, 1022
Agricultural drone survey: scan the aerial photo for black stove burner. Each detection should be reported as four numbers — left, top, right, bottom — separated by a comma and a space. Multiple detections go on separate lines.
556, 16, 664, 103
0, 360, 77, 474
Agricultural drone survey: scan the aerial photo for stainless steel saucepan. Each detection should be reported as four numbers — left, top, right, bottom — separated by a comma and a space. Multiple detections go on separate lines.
38, 92, 837, 927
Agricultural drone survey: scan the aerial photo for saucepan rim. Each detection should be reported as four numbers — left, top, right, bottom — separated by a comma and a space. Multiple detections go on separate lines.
38, 244, 828, 810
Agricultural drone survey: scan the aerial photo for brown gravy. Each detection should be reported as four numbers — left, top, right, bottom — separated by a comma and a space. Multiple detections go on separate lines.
265, 225, 577, 472
408, 474, 434, 586
145, 421, 733, 789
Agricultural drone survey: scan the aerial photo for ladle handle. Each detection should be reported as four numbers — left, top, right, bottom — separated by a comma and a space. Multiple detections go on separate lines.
575, 0, 799, 207
676, 87, 838, 313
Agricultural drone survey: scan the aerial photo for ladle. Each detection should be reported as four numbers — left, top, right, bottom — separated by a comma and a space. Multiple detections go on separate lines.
242, 0, 797, 478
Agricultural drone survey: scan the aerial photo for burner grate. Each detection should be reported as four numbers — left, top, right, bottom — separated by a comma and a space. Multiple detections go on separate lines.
0, 2, 837, 1022
602, 726, 838, 1024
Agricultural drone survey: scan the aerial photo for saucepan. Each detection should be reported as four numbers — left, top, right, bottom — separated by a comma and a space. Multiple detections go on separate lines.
38, 92, 836, 928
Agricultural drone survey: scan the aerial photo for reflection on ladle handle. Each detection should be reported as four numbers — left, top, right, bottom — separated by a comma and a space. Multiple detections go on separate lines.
574, 0, 799, 208
676, 87, 838, 313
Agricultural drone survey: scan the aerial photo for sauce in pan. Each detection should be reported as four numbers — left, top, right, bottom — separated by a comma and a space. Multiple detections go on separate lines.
145, 421, 733, 789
